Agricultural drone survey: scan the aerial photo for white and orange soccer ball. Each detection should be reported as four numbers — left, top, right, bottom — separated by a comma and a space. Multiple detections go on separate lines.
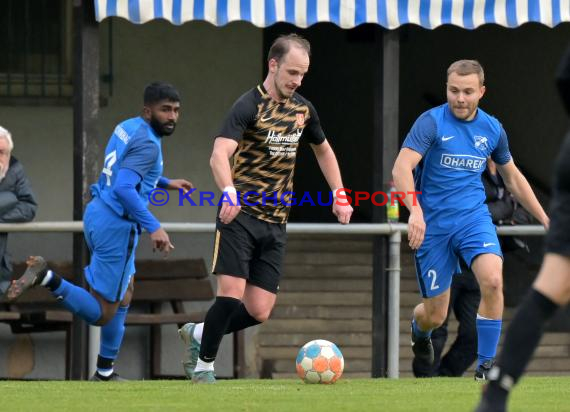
295, 339, 344, 384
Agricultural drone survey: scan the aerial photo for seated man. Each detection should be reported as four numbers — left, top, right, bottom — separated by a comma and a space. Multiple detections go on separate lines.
0, 125, 37, 296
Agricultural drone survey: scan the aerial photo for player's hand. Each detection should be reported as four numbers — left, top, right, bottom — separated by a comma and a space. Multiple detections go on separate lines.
408, 209, 426, 250
150, 227, 175, 257
542, 215, 550, 231
332, 201, 353, 225
167, 179, 194, 194
219, 191, 241, 224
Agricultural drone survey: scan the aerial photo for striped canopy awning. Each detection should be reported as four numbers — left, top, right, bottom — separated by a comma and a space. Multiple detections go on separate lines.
94, 0, 570, 29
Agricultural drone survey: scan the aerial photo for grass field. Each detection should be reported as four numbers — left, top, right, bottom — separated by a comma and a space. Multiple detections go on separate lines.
1, 377, 570, 412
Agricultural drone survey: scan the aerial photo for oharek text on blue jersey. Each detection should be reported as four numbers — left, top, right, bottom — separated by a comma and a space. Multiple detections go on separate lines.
440, 154, 486, 171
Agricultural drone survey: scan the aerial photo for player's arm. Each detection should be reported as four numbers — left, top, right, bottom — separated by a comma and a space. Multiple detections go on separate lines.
116, 138, 173, 255
113, 168, 174, 255
392, 148, 425, 249
303, 101, 352, 224
492, 126, 549, 228
157, 176, 194, 193
211, 92, 257, 224
392, 111, 435, 249
496, 160, 549, 228
210, 137, 240, 224
310, 140, 353, 225
114, 168, 160, 233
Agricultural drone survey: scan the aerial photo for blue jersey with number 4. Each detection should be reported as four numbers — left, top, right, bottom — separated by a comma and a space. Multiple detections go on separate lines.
402, 104, 511, 234
92, 116, 163, 218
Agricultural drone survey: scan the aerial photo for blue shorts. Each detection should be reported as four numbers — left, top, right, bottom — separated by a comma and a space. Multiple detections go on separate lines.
83, 197, 139, 302
415, 215, 502, 298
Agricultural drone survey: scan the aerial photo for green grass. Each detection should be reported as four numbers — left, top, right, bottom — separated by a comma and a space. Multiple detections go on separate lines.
1, 377, 569, 412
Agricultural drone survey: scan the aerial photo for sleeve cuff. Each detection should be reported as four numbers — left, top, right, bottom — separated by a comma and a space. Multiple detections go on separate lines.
144, 219, 161, 234
157, 176, 170, 189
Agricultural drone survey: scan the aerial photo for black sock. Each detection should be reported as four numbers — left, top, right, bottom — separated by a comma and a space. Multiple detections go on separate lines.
97, 355, 114, 371
485, 289, 559, 403
44, 272, 62, 292
225, 304, 262, 334
94, 355, 115, 380
199, 296, 242, 363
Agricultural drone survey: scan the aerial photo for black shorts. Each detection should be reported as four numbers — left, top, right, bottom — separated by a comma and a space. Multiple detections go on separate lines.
545, 133, 570, 257
211, 212, 287, 294
545, 192, 570, 256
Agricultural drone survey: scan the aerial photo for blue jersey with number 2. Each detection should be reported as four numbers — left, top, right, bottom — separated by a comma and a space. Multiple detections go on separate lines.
402, 104, 511, 234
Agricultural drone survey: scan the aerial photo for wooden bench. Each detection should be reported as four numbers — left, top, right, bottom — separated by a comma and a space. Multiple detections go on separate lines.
0, 259, 215, 379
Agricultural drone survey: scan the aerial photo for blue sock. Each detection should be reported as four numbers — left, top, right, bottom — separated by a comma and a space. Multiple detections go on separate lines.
100, 305, 129, 362
52, 279, 102, 324
412, 318, 432, 338
476, 314, 502, 367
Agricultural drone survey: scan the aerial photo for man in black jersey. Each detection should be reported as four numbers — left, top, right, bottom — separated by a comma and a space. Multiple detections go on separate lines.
179, 33, 354, 383
475, 46, 570, 412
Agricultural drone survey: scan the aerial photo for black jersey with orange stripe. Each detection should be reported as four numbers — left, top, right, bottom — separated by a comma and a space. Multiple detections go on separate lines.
216, 84, 326, 223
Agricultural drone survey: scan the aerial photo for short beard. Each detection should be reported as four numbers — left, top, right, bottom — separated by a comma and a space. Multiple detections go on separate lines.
452, 106, 475, 120
150, 117, 176, 136
0, 165, 7, 183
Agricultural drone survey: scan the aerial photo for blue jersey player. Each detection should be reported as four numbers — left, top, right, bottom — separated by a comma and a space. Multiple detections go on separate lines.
7, 82, 193, 380
392, 60, 549, 380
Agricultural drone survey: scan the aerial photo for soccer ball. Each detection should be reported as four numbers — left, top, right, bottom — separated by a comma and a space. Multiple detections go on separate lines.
295, 339, 344, 384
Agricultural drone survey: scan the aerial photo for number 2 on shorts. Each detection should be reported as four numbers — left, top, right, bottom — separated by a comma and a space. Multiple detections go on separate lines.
428, 269, 439, 291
